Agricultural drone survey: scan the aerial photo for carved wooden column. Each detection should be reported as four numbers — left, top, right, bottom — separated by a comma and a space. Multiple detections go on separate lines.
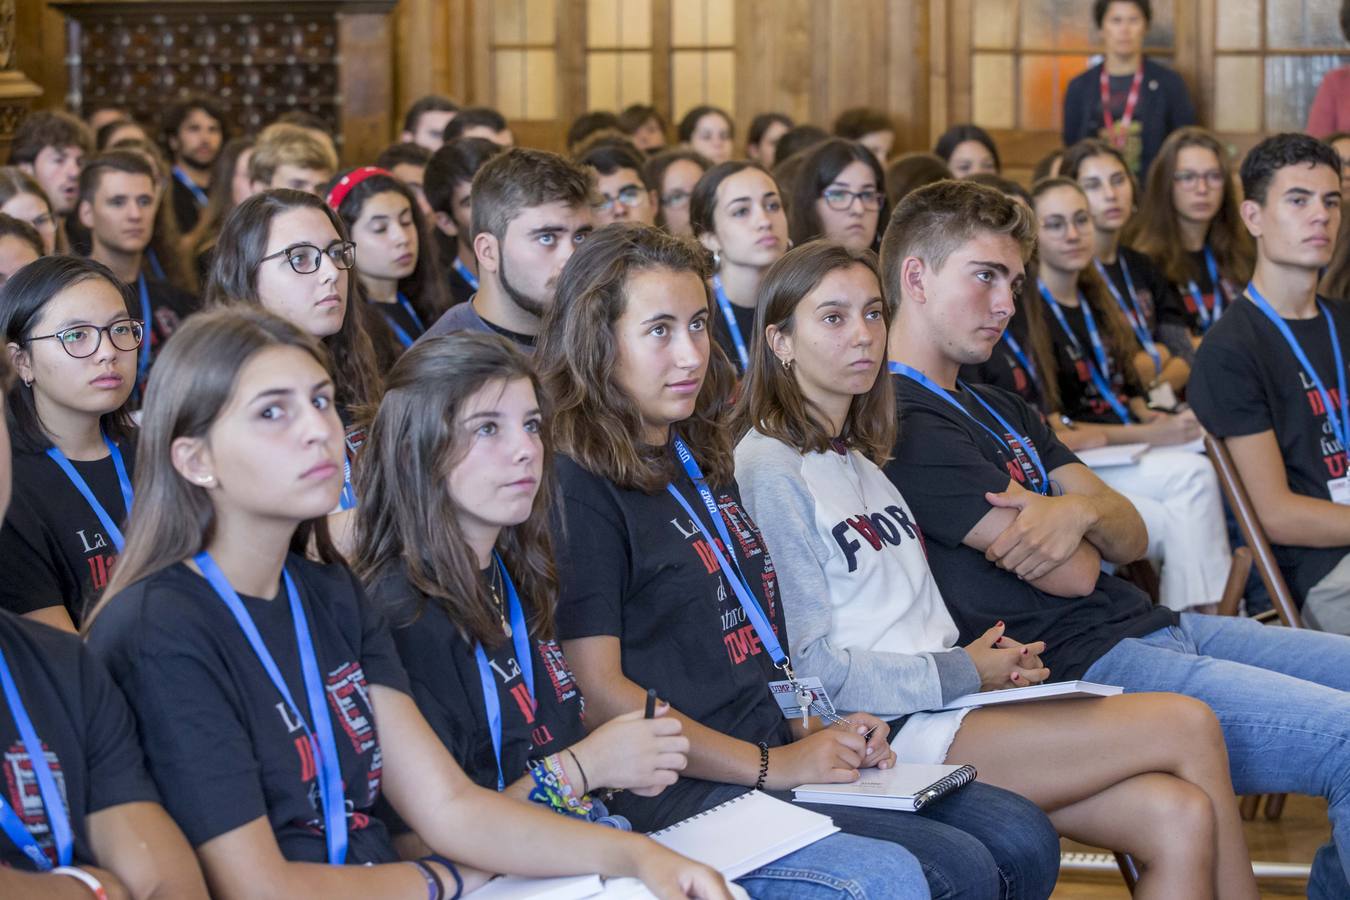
50, 0, 397, 166
0, 0, 45, 159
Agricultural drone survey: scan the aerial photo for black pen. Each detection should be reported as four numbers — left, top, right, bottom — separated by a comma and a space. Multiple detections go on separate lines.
644, 687, 658, 719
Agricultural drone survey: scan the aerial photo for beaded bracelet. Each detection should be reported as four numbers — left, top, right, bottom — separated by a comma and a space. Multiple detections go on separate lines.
754, 742, 770, 791
527, 753, 594, 818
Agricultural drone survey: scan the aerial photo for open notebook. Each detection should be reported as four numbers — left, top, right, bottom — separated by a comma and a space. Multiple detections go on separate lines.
793, 763, 977, 812
937, 680, 1123, 712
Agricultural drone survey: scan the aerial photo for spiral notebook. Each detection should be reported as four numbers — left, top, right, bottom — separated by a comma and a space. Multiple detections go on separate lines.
937, 680, 1122, 712
792, 763, 977, 812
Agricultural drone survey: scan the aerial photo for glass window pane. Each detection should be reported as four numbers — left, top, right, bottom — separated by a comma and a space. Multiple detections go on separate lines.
705, 0, 734, 44
588, 51, 618, 109
620, 51, 653, 106
1019, 0, 1095, 49
1267, 54, 1350, 131
973, 0, 1016, 49
1142, 0, 1175, 48
524, 50, 556, 119
705, 49, 734, 110
525, 0, 556, 44
495, 0, 525, 44
494, 50, 525, 118
1215, 0, 1260, 50
1019, 54, 1091, 131
589, 0, 618, 47
621, 0, 652, 48
972, 53, 1016, 129
1268, 1, 1345, 50
672, 49, 734, 119
1213, 55, 1262, 132
671, 0, 706, 46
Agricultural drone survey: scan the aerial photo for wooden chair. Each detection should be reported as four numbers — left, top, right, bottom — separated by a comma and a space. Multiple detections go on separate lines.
1204, 434, 1304, 821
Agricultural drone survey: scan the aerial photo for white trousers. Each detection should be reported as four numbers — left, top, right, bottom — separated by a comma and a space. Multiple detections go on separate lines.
1094, 448, 1232, 612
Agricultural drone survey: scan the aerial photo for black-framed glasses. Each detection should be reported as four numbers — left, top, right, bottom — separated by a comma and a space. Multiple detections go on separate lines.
593, 185, 648, 212
821, 188, 883, 211
259, 241, 357, 275
27, 318, 144, 359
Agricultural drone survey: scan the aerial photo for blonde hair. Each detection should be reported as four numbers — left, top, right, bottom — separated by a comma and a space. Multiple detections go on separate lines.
249, 123, 339, 185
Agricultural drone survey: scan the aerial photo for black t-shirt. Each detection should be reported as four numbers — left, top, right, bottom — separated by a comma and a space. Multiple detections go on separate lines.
0, 610, 159, 870
712, 299, 756, 373
1044, 300, 1138, 423
171, 176, 207, 235
85, 556, 411, 863
961, 318, 1044, 411
1175, 249, 1238, 336
1189, 296, 1350, 598
552, 453, 794, 831
131, 275, 199, 392
0, 439, 137, 624
447, 260, 476, 307
367, 565, 586, 798
1099, 247, 1188, 333
887, 376, 1176, 680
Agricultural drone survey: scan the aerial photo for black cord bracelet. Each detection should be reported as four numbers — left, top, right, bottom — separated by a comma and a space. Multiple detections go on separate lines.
410, 859, 444, 900
421, 854, 463, 900
565, 747, 591, 796
754, 741, 770, 791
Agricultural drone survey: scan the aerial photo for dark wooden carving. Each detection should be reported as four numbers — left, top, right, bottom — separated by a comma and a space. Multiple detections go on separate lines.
51, 1, 397, 165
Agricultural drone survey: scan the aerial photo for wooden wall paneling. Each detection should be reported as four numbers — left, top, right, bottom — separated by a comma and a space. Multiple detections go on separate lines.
0, 0, 44, 158
470, 0, 491, 108
14, 2, 67, 108
888, 0, 930, 153
650, 0, 671, 128
927, 0, 949, 140
337, 11, 394, 164
732, 0, 811, 135
393, 0, 463, 119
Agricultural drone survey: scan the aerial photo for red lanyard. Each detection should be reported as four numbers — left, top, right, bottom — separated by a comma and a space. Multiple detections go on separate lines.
1100, 65, 1144, 149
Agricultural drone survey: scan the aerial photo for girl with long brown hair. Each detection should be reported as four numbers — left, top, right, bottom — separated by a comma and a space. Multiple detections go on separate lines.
0, 166, 60, 255
83, 305, 730, 900
733, 240, 1258, 900
537, 222, 1058, 899
181, 136, 254, 283
1123, 127, 1254, 353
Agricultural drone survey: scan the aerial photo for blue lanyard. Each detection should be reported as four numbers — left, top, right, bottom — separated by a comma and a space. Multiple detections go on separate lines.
144, 249, 166, 283
1187, 246, 1225, 332
1095, 258, 1162, 374
711, 275, 750, 372
378, 292, 425, 349
1037, 281, 1132, 424
195, 552, 348, 865
45, 434, 133, 552
452, 257, 479, 291
472, 554, 534, 792
890, 363, 1050, 494
339, 456, 356, 511
1245, 284, 1348, 452
0, 647, 73, 870
666, 436, 793, 676
136, 275, 153, 392
1001, 331, 1038, 388
172, 166, 209, 207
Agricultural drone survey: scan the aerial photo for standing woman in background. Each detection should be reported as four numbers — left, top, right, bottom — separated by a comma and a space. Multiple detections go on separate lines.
690, 161, 789, 375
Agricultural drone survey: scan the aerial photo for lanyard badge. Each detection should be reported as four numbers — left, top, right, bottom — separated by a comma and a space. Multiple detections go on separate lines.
453, 257, 480, 292
1037, 282, 1132, 424
1095, 257, 1162, 375
1100, 64, 1144, 150
0, 647, 72, 870
712, 275, 750, 373
473, 553, 534, 791
45, 434, 134, 552
1187, 247, 1226, 332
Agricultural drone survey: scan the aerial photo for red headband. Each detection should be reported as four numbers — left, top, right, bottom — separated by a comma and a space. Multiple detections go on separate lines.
325, 166, 392, 211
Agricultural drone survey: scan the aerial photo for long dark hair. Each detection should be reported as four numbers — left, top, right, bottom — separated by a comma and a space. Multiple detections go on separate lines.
182, 136, 254, 270
1123, 127, 1254, 288
0, 256, 137, 454
787, 138, 887, 249
537, 223, 736, 492
734, 242, 895, 465
88, 307, 340, 627
352, 333, 558, 647
204, 189, 383, 419
934, 124, 1002, 172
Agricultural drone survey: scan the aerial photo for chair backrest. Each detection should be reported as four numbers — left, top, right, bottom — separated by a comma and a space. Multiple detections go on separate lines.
1203, 434, 1303, 628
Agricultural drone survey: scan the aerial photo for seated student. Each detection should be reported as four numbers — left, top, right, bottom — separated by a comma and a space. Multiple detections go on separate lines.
538, 223, 1059, 900
690, 161, 789, 374
832, 107, 896, 165
420, 149, 593, 349
107, 138, 200, 294
644, 149, 709, 239
618, 104, 668, 154
425, 137, 506, 306
1190, 133, 1350, 634
677, 106, 734, 166
733, 241, 1258, 899
577, 140, 657, 228
885, 153, 951, 210
160, 96, 226, 235
0, 257, 140, 632
566, 111, 621, 156
8, 111, 91, 228
883, 179, 1350, 899
400, 94, 460, 152
933, 124, 999, 179
353, 332, 688, 834
773, 125, 830, 169
444, 108, 514, 148
327, 167, 448, 368
1124, 127, 1254, 360
745, 113, 793, 168
96, 119, 151, 153
787, 139, 886, 252
77, 151, 197, 396
0, 167, 60, 256
0, 349, 209, 900
86, 104, 130, 136
1061, 139, 1191, 386
1031, 149, 1064, 183
375, 142, 435, 219
248, 122, 339, 197
181, 137, 254, 283
82, 306, 732, 900
0, 214, 43, 285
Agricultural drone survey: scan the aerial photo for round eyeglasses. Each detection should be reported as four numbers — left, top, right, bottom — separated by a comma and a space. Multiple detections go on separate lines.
594, 185, 649, 212
259, 241, 357, 275
27, 318, 144, 359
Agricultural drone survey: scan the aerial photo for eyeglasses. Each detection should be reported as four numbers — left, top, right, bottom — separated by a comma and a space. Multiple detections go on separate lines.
27, 318, 144, 359
661, 189, 691, 209
1039, 211, 1093, 236
1172, 170, 1226, 190
821, 188, 883, 211
593, 185, 649, 212
259, 241, 357, 275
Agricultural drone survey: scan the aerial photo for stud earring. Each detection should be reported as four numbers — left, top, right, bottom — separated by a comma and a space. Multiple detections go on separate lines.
196, 475, 215, 486
780, 357, 794, 373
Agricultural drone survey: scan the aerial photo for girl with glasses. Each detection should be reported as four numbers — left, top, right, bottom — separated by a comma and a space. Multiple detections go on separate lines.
1124, 127, 1254, 357
787, 139, 887, 253
0, 256, 141, 631
644, 149, 710, 239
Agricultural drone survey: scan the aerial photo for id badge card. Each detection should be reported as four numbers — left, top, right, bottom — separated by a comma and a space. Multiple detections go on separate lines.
1329, 477, 1350, 506
1147, 382, 1178, 411
768, 676, 835, 724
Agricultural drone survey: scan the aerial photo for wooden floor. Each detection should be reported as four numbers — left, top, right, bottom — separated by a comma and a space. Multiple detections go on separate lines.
1050, 794, 1327, 898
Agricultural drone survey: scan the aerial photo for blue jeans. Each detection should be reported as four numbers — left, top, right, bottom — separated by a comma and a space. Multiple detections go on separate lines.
713, 779, 1059, 900
738, 831, 930, 899
1084, 613, 1350, 900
